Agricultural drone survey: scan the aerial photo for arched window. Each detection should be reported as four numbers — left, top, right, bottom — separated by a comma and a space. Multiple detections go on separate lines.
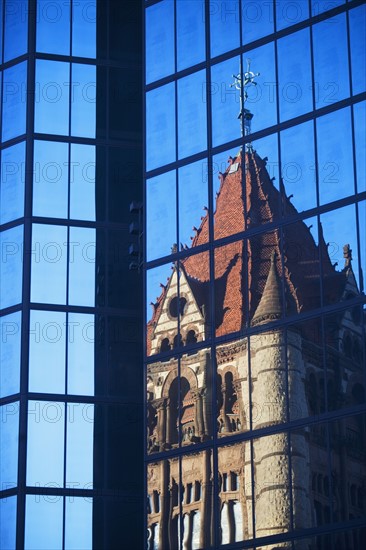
173, 333, 183, 348
186, 329, 197, 345
160, 337, 170, 352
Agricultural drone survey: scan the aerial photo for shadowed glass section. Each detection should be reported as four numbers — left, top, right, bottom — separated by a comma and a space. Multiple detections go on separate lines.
25, 496, 63, 550
0, 311, 21, 398
36, 0, 70, 55
0, 401, 19, 491
2, 61, 27, 142
0, 141, 26, 224
0, 225, 23, 310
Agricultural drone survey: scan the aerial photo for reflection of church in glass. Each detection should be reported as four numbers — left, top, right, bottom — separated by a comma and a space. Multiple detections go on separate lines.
146, 147, 365, 549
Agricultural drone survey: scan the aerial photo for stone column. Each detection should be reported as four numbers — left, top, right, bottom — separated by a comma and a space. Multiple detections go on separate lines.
221, 384, 231, 432
159, 460, 170, 549
156, 398, 167, 450
200, 449, 212, 549
165, 398, 172, 447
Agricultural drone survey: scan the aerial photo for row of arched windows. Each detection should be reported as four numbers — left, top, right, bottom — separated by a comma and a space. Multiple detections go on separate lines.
160, 330, 197, 352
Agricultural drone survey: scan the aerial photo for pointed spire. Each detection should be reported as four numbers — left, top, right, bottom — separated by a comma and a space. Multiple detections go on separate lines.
251, 250, 283, 326
343, 243, 353, 271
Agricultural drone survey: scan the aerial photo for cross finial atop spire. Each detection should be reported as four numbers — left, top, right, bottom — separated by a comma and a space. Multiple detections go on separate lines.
230, 59, 260, 148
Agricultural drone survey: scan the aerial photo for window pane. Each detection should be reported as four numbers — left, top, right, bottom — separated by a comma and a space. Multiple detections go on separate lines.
31, 224, 67, 304
177, 0, 205, 72
0, 496, 17, 550
26, 401, 65, 486
2, 61, 27, 142
28, 310, 66, 394
312, 14, 349, 108
210, 0, 240, 57
242, 0, 274, 44
66, 403, 94, 488
0, 225, 23, 310
146, 83, 176, 171
68, 227, 95, 306
211, 56, 241, 148
71, 63, 96, 138
65, 498, 92, 550
354, 102, 365, 193
0, 401, 19, 490
33, 140, 68, 218
36, 0, 70, 55
275, 0, 309, 31
145, 0, 174, 84
146, 170, 176, 262
178, 70, 207, 159
68, 313, 94, 395
0, 311, 21, 398
349, 5, 366, 96
178, 159, 209, 248
72, 0, 96, 58
70, 144, 96, 221
35, 60, 69, 135
0, 141, 26, 224
4, 0, 28, 62
311, 0, 344, 16
25, 495, 63, 550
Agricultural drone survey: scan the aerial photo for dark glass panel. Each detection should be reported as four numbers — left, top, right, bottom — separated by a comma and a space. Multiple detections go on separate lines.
210, 0, 240, 58
146, 83, 176, 171
4, 0, 28, 62
145, 0, 174, 84
65, 498, 93, 549
66, 403, 94, 488
211, 56, 241, 148
2, 61, 27, 142
71, 63, 96, 138
349, 5, 366, 95
32, 140, 68, 218
28, 310, 66, 394
108, 66, 142, 140
0, 496, 16, 550
0, 401, 19, 490
354, 102, 365, 193
275, 0, 309, 31
79, 170, 100, 226
277, 28, 312, 121
280, 121, 316, 214
68, 226, 96, 307
26, 401, 65, 486
177, 0, 205, 71
242, 0, 274, 44
36, 0, 70, 55
68, 312, 94, 396
0, 311, 21, 398
358, 200, 365, 293
30, 224, 67, 305
0, 225, 23, 310
0, 141, 25, 224
312, 14, 349, 108
146, 170, 176, 262
35, 60, 69, 136
178, 158, 209, 249
178, 70, 207, 160
25, 495, 63, 550
72, 0, 96, 58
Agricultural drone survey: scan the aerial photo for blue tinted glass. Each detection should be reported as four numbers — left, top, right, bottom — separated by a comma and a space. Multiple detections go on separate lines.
146, 0, 174, 84
35, 60, 69, 135
31, 224, 67, 304
70, 144, 95, 220
0, 311, 21, 398
68, 227, 96, 306
178, 160, 208, 247
349, 5, 366, 96
2, 61, 27, 142
26, 401, 65, 486
36, 0, 70, 55
65, 498, 92, 550
317, 108, 354, 205
33, 140, 68, 218
0, 496, 17, 550
275, 0, 308, 31
146, 170, 176, 262
311, 0, 344, 16
210, 0, 240, 57
211, 56, 241, 148
71, 64, 96, 138
28, 310, 66, 393
277, 29, 312, 121
0, 225, 23, 310
72, 0, 96, 58
0, 141, 26, 224
67, 313, 94, 395
178, 70, 207, 159
146, 83, 176, 171
25, 495, 63, 550
354, 102, 365, 193
4, 0, 28, 62
242, 0, 274, 44
66, 403, 94, 487
177, 0, 205, 71
0, 1, 3, 62
0, 401, 19, 490
312, 14, 349, 108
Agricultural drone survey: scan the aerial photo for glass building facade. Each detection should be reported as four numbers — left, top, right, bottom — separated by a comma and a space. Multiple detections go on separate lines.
144, 1, 366, 549
0, 1, 143, 548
